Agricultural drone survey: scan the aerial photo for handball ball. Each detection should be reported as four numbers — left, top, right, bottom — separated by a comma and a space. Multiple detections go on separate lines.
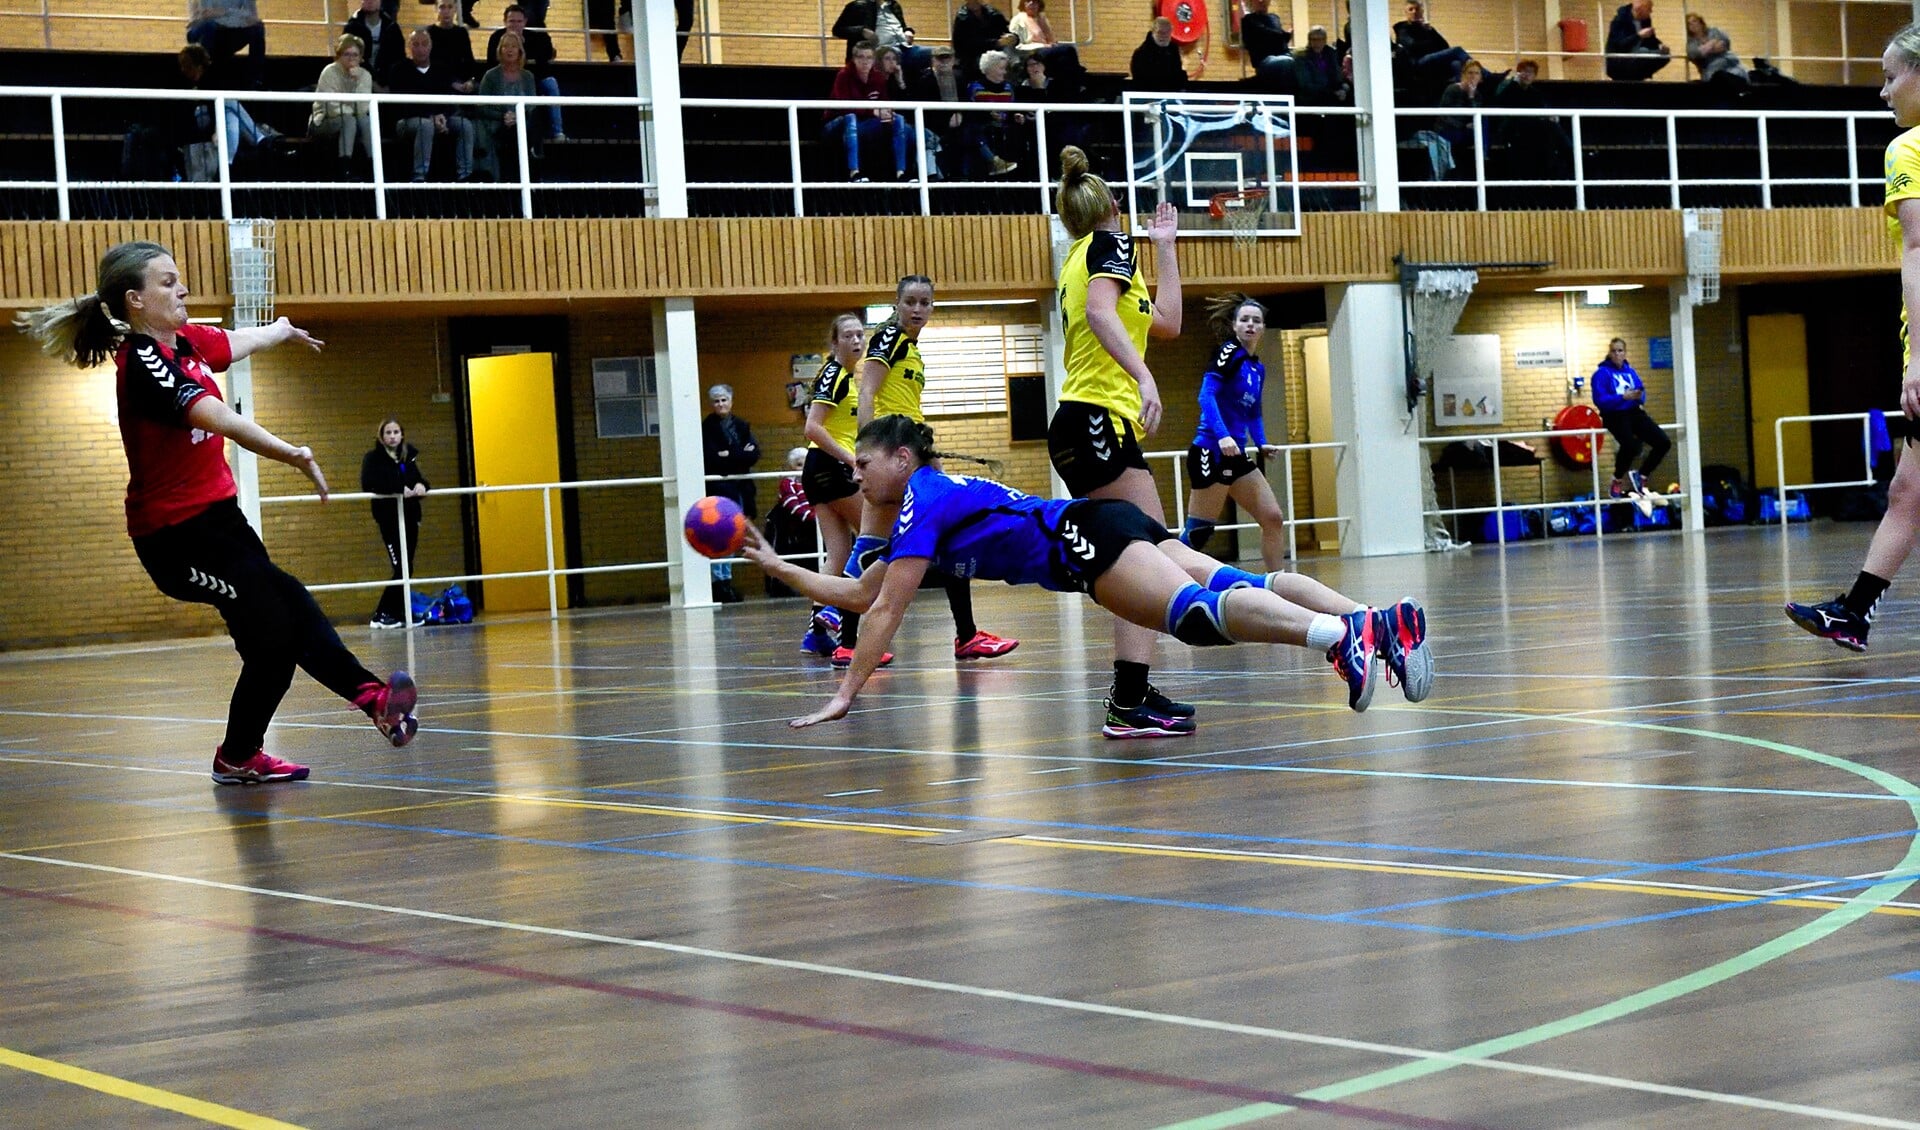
684, 496, 748, 559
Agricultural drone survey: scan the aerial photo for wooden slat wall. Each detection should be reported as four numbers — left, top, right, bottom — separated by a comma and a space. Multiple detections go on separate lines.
0, 209, 1897, 312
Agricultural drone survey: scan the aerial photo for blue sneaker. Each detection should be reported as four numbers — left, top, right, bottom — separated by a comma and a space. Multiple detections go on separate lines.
1785, 596, 1870, 652
1376, 598, 1433, 703
799, 626, 837, 656
1327, 608, 1378, 712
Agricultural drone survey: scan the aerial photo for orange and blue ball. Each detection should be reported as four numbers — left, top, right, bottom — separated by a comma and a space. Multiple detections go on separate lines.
683, 496, 748, 559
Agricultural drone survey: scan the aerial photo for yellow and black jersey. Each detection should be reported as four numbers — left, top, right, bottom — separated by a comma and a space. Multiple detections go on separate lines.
1057, 228, 1154, 433
864, 322, 927, 423
1886, 126, 1920, 362
807, 356, 859, 451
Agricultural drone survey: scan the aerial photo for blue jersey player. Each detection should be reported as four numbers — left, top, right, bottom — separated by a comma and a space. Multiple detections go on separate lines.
1180, 293, 1292, 570
743, 415, 1435, 730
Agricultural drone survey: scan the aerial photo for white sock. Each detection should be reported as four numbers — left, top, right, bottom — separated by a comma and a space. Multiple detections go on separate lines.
1306, 613, 1345, 652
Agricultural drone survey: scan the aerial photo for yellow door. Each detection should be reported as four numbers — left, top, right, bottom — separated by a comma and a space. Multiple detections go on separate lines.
467, 353, 569, 613
1747, 313, 1811, 490
1302, 333, 1339, 551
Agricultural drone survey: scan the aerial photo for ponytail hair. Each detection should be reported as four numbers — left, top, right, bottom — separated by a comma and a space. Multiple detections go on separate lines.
1890, 21, 1920, 70
854, 414, 1004, 478
1054, 145, 1115, 240
880, 274, 934, 330
1205, 292, 1265, 344
14, 239, 172, 369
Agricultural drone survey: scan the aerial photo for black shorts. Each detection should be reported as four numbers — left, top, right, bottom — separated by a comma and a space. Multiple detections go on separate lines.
801, 448, 857, 506
1185, 443, 1260, 489
1047, 498, 1173, 594
1047, 400, 1151, 497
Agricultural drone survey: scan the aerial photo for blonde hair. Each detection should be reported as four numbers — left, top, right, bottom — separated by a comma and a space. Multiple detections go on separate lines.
1890, 21, 1920, 69
1054, 146, 1115, 240
1205, 293, 1265, 342
334, 32, 366, 57
15, 240, 170, 369
827, 312, 864, 347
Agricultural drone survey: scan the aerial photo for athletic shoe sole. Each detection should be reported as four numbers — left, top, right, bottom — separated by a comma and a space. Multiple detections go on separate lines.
1386, 598, 1434, 703
211, 759, 310, 786
1101, 720, 1197, 739
1784, 604, 1868, 652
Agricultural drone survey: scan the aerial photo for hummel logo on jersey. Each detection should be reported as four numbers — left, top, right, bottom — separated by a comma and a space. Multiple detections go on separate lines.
188, 567, 236, 599
1197, 450, 1212, 475
897, 489, 916, 535
136, 345, 177, 389
1061, 519, 1096, 561
1087, 415, 1112, 460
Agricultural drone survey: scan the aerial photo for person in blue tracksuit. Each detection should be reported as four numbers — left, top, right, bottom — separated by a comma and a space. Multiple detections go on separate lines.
1180, 293, 1290, 569
742, 414, 1436, 728
1591, 336, 1671, 498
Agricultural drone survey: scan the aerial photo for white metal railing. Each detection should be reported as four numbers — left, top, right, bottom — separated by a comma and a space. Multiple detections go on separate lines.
1772, 410, 1894, 529
1146, 441, 1350, 563
259, 467, 820, 622
1420, 423, 1688, 545
0, 85, 654, 222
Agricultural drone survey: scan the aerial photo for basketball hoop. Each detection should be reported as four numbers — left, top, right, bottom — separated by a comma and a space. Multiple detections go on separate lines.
1209, 187, 1267, 247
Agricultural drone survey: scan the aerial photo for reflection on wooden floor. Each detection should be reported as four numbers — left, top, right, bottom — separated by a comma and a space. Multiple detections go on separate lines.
4, 524, 1920, 1129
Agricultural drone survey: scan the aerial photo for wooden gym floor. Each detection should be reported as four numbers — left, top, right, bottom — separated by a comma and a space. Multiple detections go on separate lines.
3, 524, 1920, 1129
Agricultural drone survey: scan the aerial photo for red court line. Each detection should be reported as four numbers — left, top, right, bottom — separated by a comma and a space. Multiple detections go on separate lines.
1, 883, 1491, 1130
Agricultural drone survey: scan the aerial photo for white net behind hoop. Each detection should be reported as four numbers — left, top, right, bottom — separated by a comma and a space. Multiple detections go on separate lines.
1684, 208, 1722, 306
1221, 196, 1266, 247
228, 218, 275, 329
1409, 269, 1478, 550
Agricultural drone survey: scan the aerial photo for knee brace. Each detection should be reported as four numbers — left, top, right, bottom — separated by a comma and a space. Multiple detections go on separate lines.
1180, 516, 1217, 551
1164, 583, 1235, 646
844, 535, 890, 579
1204, 565, 1263, 593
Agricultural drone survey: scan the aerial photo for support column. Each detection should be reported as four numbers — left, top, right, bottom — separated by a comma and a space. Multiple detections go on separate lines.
1326, 283, 1425, 556
1044, 215, 1071, 499
227, 357, 261, 533
637, 0, 688, 219
1350, 0, 1399, 212
655, 299, 713, 607
1669, 281, 1706, 533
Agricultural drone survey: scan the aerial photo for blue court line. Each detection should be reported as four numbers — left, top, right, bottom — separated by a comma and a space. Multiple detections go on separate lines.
1730, 685, 1920, 713
1343, 829, 1918, 918
1512, 868, 1920, 941
581, 827, 735, 846
1890, 971, 1920, 982
894, 767, 1231, 808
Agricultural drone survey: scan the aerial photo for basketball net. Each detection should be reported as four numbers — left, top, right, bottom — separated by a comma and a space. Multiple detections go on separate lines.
1209, 189, 1267, 249
1408, 269, 1478, 551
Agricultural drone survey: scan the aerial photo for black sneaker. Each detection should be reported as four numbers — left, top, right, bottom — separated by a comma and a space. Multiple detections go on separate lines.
369, 612, 404, 630
1785, 596, 1870, 652
1142, 684, 1197, 718
1102, 697, 1197, 739
1327, 607, 1379, 712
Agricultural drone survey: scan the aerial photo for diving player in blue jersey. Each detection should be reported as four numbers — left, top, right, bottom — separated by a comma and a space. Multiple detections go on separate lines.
1180, 293, 1291, 570
742, 414, 1434, 729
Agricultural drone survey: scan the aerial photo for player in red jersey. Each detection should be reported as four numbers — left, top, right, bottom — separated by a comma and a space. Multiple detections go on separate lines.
17, 240, 419, 784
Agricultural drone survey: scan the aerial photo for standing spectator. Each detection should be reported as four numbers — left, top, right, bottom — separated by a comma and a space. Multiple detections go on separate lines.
474, 29, 538, 179
1591, 338, 1671, 499
677, 0, 694, 59
487, 5, 565, 142
824, 40, 912, 182
910, 44, 967, 179
309, 34, 374, 177
968, 50, 1024, 176
360, 418, 429, 629
1130, 17, 1187, 92
1606, 0, 1671, 81
1007, 0, 1084, 94
186, 0, 265, 91
834, 0, 930, 74
1394, 0, 1470, 86
953, 0, 1015, 84
1239, 0, 1293, 89
1293, 25, 1348, 104
1685, 13, 1748, 92
344, 0, 405, 87
387, 28, 476, 182
702, 384, 760, 603
428, 0, 479, 89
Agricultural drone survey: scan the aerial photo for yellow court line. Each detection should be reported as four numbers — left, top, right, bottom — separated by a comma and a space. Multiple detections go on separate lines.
1, 799, 485, 857
1740, 710, 1920, 720
500, 793, 936, 837
0, 1044, 306, 1129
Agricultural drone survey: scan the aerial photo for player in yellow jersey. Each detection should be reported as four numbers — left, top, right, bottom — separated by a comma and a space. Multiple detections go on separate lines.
836, 274, 1018, 665
796, 312, 869, 657
1787, 22, 1920, 651
1046, 144, 1200, 738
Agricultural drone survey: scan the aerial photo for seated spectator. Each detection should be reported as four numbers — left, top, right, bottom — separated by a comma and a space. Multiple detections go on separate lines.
344, 0, 405, 87
1488, 58, 1571, 175
1008, 0, 1084, 91
1293, 25, 1348, 104
1016, 53, 1086, 157
475, 30, 539, 177
1436, 58, 1485, 156
186, 0, 265, 91
387, 28, 476, 182
953, 0, 1015, 85
910, 44, 966, 179
487, 5, 565, 141
1394, 0, 1470, 87
1684, 13, 1748, 92
175, 43, 277, 174
824, 40, 914, 182
310, 34, 374, 177
876, 44, 910, 98
1606, 0, 1671, 82
834, 0, 931, 75
429, 0, 479, 90
1240, 0, 1294, 89
766, 447, 821, 596
1130, 16, 1188, 92
968, 50, 1023, 176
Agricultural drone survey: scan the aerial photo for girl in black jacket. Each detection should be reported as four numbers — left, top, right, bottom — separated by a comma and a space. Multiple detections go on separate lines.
360, 417, 430, 628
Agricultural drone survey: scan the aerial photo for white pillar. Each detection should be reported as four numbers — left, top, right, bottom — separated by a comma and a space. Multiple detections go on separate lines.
1668, 281, 1706, 533
1326, 282, 1425, 556
637, 0, 688, 219
1350, 0, 1399, 212
655, 298, 713, 607
1044, 215, 1071, 499
226, 357, 261, 533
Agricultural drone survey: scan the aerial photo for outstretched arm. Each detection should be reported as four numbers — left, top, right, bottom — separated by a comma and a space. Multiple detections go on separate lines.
740, 525, 884, 611
226, 317, 324, 362
791, 554, 928, 728
185, 395, 330, 500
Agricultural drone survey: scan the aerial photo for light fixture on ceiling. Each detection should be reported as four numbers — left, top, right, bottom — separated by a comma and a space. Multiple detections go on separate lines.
187, 315, 224, 324
866, 298, 1036, 322
1535, 283, 1645, 307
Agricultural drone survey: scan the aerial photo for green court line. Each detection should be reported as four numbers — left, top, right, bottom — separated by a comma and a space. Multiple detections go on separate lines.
1155, 718, 1920, 1129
